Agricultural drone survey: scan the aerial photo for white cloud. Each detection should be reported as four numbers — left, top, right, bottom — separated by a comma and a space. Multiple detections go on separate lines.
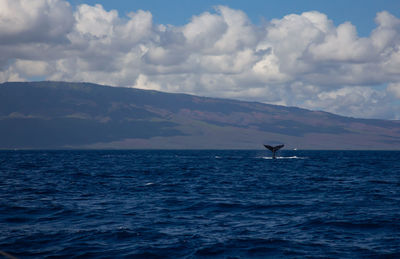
0, 67, 25, 82
15, 60, 49, 76
74, 4, 118, 38
303, 86, 394, 119
134, 74, 162, 91
387, 82, 400, 99
371, 11, 400, 51
309, 22, 376, 62
212, 6, 258, 53
0, 0, 73, 44
1, 0, 400, 119
183, 11, 227, 51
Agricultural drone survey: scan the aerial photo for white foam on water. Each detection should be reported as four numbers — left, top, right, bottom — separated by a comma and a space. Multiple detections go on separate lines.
260, 156, 308, 160
145, 182, 154, 186
284, 156, 308, 159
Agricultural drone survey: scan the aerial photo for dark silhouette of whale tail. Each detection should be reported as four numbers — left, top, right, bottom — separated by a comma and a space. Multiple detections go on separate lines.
264, 144, 284, 159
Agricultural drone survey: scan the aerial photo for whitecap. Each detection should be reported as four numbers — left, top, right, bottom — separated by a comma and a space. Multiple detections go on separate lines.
260, 156, 307, 159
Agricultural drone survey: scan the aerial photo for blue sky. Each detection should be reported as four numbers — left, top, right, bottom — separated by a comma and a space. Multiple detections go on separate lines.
67, 0, 400, 36
1, 0, 400, 119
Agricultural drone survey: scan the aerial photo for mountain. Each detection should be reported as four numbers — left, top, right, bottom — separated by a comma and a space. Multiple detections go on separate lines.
1, 81, 400, 149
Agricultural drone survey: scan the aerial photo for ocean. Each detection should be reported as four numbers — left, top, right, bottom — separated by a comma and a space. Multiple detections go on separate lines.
0, 150, 399, 258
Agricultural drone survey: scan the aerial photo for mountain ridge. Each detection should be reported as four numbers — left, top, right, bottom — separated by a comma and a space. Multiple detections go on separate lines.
1, 81, 400, 150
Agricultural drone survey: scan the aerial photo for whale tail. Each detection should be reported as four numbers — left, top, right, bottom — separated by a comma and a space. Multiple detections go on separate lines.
264, 144, 284, 159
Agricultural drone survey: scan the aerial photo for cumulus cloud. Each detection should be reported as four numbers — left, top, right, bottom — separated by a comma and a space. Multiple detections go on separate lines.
74, 4, 118, 38
1, 0, 400, 119
387, 82, 400, 99
304, 86, 394, 119
15, 59, 49, 77
0, 0, 73, 44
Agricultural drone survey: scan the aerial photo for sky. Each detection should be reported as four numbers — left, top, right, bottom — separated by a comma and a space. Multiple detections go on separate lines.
1, 0, 400, 119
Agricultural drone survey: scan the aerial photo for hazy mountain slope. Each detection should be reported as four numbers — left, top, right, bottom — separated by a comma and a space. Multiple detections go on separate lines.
1, 81, 399, 149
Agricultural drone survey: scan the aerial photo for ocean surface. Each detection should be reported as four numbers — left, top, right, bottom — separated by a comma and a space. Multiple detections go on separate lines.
0, 150, 399, 258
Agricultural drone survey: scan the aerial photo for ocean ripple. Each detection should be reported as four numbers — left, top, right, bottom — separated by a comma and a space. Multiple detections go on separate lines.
1, 150, 399, 258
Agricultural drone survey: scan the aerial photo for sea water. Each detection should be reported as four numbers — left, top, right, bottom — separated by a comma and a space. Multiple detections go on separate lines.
0, 150, 399, 258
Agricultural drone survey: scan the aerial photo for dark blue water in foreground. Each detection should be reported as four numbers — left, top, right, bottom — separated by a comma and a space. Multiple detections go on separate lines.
0, 150, 399, 258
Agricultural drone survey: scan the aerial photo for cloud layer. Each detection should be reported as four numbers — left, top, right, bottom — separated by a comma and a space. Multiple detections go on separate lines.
1, 0, 400, 119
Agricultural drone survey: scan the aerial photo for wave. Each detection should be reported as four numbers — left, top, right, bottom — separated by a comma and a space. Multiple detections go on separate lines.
1, 150, 399, 258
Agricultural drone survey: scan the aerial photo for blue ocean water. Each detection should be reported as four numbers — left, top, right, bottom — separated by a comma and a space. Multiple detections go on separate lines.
0, 150, 399, 258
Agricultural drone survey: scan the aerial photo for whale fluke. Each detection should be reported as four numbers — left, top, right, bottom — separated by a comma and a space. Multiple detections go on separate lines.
264, 144, 284, 159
